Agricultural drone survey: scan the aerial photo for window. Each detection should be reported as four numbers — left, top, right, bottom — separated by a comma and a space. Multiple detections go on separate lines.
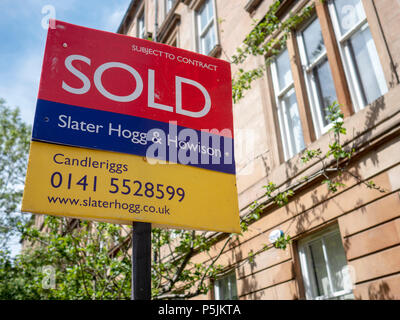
328, 0, 388, 111
298, 227, 354, 300
214, 271, 238, 300
271, 49, 305, 160
196, 0, 217, 55
137, 10, 145, 39
297, 17, 338, 137
266, 1, 390, 163
165, 0, 174, 15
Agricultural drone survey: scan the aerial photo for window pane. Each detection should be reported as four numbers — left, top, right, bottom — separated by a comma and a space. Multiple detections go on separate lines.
199, 0, 212, 31
348, 26, 388, 105
281, 88, 305, 157
276, 49, 293, 91
207, 0, 214, 23
302, 18, 326, 64
308, 240, 330, 297
324, 232, 349, 293
201, 27, 215, 55
227, 273, 238, 300
333, 0, 365, 36
219, 279, 229, 299
166, 0, 174, 13
197, 0, 216, 55
215, 272, 237, 300
313, 59, 337, 126
198, 5, 208, 31
138, 13, 145, 38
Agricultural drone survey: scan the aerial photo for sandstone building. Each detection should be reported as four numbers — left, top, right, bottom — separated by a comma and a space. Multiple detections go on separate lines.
118, 0, 400, 299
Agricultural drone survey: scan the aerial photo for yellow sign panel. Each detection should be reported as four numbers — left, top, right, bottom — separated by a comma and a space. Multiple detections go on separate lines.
22, 141, 240, 233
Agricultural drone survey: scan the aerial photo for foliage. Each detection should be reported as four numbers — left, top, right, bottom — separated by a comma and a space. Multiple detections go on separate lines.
273, 234, 291, 250
0, 99, 31, 249
0, 217, 230, 300
0, 217, 131, 299
151, 228, 229, 300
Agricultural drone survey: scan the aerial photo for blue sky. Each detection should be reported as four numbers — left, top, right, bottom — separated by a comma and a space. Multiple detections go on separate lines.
0, 0, 131, 256
0, 0, 132, 125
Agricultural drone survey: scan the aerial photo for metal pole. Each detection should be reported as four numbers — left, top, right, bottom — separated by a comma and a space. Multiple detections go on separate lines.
131, 0, 157, 301
131, 222, 151, 300
131, 0, 158, 300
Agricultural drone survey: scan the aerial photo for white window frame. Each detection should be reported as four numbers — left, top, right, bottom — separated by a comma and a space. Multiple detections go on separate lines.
214, 270, 238, 300
298, 226, 354, 300
297, 17, 335, 138
137, 9, 145, 39
195, 0, 218, 55
270, 49, 305, 160
327, 0, 388, 112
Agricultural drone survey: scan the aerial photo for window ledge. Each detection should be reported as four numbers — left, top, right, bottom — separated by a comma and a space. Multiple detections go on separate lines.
207, 44, 222, 58
244, 0, 262, 14
157, 13, 181, 44
184, 0, 206, 10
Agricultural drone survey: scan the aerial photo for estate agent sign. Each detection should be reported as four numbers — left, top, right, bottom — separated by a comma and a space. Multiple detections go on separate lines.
22, 20, 240, 233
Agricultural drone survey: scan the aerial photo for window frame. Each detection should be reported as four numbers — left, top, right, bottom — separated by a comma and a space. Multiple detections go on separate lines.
327, 0, 388, 112
213, 270, 238, 300
296, 16, 336, 138
137, 8, 146, 39
270, 48, 306, 160
194, 0, 219, 55
265, 1, 392, 167
298, 226, 354, 300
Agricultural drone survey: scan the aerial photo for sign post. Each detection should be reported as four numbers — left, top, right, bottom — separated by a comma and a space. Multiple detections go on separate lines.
131, 222, 151, 300
22, 20, 240, 300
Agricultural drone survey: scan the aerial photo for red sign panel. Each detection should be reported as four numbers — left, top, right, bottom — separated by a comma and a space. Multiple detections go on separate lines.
37, 20, 233, 136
